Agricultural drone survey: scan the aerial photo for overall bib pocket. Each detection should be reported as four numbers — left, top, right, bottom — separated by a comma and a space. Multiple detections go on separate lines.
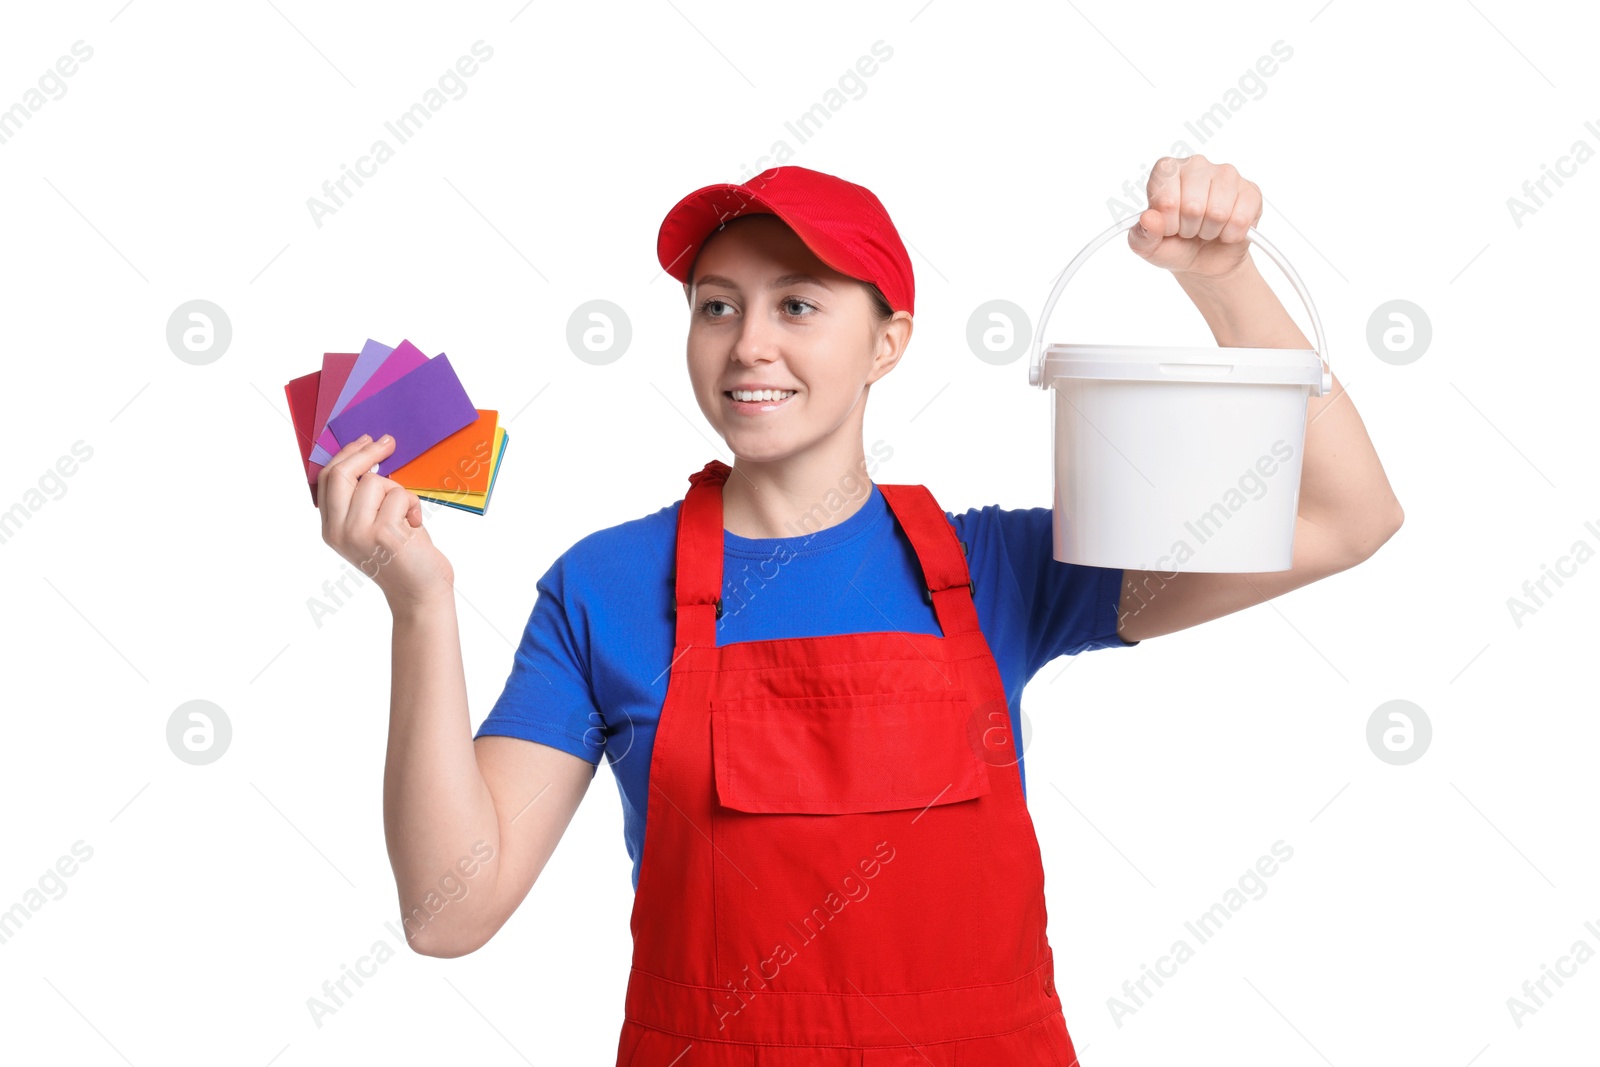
705, 687, 1000, 1005
709, 688, 991, 816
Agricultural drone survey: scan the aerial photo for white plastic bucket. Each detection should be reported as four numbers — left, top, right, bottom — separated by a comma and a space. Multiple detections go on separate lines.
1028, 216, 1333, 573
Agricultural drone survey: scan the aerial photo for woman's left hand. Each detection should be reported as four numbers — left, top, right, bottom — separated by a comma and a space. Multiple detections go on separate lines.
1128, 154, 1261, 279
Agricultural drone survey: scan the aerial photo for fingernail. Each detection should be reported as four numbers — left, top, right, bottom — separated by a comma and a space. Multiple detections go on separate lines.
378, 434, 392, 445
359, 434, 372, 443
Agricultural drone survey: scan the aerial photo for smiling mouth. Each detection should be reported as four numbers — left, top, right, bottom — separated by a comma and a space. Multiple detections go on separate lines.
724, 389, 797, 410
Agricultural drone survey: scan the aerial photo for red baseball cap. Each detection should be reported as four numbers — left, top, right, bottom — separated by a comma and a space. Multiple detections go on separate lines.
656, 165, 915, 316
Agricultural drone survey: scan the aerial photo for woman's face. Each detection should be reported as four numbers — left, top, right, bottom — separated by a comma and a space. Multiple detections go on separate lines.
683, 214, 910, 464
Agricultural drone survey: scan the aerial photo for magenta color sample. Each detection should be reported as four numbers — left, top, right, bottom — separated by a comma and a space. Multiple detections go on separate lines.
325, 354, 478, 475
312, 340, 428, 460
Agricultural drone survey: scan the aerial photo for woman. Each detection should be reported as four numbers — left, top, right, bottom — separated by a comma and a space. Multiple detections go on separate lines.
317, 159, 1402, 1064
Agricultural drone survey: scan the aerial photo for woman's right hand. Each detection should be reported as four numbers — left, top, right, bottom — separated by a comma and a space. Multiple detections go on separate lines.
317, 434, 455, 613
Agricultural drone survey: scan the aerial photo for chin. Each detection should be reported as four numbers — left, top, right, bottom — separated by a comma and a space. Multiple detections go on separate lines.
723, 437, 800, 465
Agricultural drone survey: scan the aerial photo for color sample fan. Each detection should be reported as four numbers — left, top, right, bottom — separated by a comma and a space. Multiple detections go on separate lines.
284, 339, 508, 514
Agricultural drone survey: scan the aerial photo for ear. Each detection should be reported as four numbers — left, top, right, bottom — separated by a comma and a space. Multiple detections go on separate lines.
865, 311, 914, 386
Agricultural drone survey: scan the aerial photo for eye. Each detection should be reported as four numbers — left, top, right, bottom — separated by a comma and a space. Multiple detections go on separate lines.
695, 296, 817, 319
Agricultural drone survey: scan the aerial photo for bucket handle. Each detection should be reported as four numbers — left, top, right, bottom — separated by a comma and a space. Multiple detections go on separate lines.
1027, 215, 1333, 396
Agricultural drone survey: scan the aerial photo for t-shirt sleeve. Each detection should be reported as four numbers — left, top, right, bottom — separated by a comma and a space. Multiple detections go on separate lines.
989, 504, 1139, 675
474, 553, 605, 765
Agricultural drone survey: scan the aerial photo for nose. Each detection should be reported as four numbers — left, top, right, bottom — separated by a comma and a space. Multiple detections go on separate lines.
729, 307, 779, 366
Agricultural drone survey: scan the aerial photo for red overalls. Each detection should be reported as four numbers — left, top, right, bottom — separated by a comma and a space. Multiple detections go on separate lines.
615, 460, 1080, 1067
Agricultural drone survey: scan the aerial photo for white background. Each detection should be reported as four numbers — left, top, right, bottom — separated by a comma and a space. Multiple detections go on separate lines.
1, 0, 1595, 1064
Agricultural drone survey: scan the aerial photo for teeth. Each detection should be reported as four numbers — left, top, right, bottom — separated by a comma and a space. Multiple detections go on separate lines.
730, 389, 795, 402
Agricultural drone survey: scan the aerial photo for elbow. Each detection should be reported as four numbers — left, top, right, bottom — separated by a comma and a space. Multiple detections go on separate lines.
1343, 500, 1404, 564
404, 919, 492, 959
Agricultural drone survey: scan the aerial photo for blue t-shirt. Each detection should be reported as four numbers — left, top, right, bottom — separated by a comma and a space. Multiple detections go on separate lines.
475, 481, 1137, 891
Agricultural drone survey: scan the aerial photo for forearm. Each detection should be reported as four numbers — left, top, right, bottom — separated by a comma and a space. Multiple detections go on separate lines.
382, 596, 502, 950
1176, 257, 1404, 555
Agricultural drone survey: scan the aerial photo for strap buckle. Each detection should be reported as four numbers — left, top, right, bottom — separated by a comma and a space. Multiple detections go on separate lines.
669, 597, 723, 620
923, 581, 975, 605
921, 540, 974, 605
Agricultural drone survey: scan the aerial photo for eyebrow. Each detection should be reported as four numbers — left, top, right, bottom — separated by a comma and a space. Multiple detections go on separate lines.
692, 272, 834, 292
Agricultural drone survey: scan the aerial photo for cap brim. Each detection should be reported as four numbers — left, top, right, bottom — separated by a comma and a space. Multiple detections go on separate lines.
657, 183, 860, 290
657, 184, 781, 283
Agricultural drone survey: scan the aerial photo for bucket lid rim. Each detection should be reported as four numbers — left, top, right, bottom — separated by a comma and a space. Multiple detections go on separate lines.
1041, 342, 1322, 359
1041, 343, 1324, 386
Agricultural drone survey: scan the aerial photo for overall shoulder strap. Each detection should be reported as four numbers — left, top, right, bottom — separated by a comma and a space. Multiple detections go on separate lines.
672, 459, 729, 648
877, 482, 980, 637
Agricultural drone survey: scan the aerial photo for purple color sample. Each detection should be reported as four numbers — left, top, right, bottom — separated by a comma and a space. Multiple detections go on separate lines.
309, 338, 393, 464
326, 354, 478, 475
312, 340, 428, 460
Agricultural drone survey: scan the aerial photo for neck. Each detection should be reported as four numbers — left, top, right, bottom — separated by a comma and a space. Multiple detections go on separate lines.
720, 434, 875, 539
